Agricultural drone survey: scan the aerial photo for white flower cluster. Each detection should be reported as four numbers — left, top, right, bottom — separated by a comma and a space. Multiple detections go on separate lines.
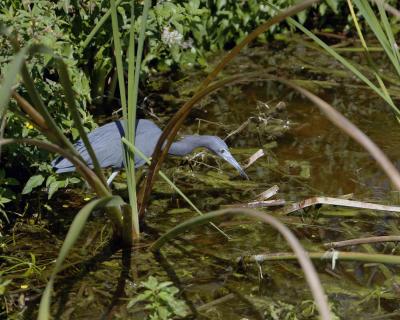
161, 27, 193, 49
161, 27, 183, 47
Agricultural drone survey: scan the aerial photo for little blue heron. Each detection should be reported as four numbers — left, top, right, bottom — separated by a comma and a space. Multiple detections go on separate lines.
52, 119, 248, 184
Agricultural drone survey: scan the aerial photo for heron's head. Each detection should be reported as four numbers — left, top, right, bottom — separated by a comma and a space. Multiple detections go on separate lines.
204, 136, 249, 179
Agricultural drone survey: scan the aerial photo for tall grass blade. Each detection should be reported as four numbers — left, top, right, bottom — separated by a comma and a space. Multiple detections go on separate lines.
0, 46, 29, 118
125, 1, 138, 237
38, 196, 124, 320
125, 0, 152, 238
285, 15, 400, 115
150, 208, 331, 320
110, 0, 127, 119
346, 0, 396, 113
376, 2, 400, 71
354, 0, 400, 78
130, 0, 151, 128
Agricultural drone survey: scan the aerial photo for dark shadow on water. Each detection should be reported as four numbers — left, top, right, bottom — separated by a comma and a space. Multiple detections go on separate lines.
100, 244, 132, 320
23, 241, 120, 319
52, 241, 120, 319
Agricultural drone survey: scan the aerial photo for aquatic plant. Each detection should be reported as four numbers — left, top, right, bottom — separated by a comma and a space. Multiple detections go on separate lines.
127, 276, 189, 320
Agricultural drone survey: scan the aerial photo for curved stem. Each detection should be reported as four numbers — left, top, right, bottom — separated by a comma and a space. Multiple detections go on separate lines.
138, 72, 270, 215
151, 208, 332, 320
138, 0, 320, 216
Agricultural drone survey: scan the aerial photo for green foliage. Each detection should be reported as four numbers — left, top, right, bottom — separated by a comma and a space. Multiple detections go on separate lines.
0, 169, 18, 224
0, 0, 95, 202
21, 173, 80, 199
21, 174, 45, 194
127, 276, 188, 320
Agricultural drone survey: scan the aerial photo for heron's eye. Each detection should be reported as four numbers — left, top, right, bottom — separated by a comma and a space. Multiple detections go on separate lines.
220, 149, 225, 154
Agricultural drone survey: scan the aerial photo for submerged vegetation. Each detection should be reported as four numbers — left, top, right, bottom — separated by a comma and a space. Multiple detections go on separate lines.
2, 0, 400, 319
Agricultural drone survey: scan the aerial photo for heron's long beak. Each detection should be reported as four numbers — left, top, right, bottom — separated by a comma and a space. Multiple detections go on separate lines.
222, 152, 249, 179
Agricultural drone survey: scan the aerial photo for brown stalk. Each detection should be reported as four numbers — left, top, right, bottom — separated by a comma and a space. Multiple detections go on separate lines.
12, 91, 48, 130
137, 72, 268, 215
138, 0, 320, 217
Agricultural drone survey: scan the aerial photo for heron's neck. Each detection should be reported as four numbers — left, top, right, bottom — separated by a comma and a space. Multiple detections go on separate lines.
169, 136, 210, 156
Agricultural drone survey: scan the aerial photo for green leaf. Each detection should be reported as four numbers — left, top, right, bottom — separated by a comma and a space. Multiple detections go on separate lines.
143, 276, 159, 290
0, 197, 12, 205
127, 291, 152, 308
157, 306, 170, 320
22, 175, 44, 194
319, 3, 327, 16
297, 10, 307, 25
48, 181, 65, 199
46, 175, 56, 188
157, 281, 173, 290
68, 177, 80, 184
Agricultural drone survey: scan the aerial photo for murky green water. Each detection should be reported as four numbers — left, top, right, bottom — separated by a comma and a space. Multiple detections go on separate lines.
3, 40, 400, 319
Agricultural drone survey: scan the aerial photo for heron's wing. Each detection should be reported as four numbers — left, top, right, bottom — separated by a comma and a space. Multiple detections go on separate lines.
52, 122, 124, 173
134, 119, 162, 168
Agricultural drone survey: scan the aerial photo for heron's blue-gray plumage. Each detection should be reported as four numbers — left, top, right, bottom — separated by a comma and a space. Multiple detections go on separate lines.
52, 119, 161, 172
52, 119, 248, 178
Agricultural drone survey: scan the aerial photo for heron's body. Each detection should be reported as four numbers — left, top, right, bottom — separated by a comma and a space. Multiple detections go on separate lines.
52, 119, 247, 179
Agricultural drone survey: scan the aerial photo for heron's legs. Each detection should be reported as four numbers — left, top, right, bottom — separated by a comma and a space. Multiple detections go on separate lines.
107, 171, 120, 185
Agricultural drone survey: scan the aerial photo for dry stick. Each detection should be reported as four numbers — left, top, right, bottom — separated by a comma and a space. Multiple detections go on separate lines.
243, 149, 264, 169
324, 236, 400, 249
224, 118, 251, 140
257, 185, 280, 200
138, 0, 320, 216
151, 208, 331, 320
282, 81, 400, 191
283, 196, 400, 215
221, 199, 286, 209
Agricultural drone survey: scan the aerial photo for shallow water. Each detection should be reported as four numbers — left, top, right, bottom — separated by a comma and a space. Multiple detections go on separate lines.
3, 40, 400, 319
